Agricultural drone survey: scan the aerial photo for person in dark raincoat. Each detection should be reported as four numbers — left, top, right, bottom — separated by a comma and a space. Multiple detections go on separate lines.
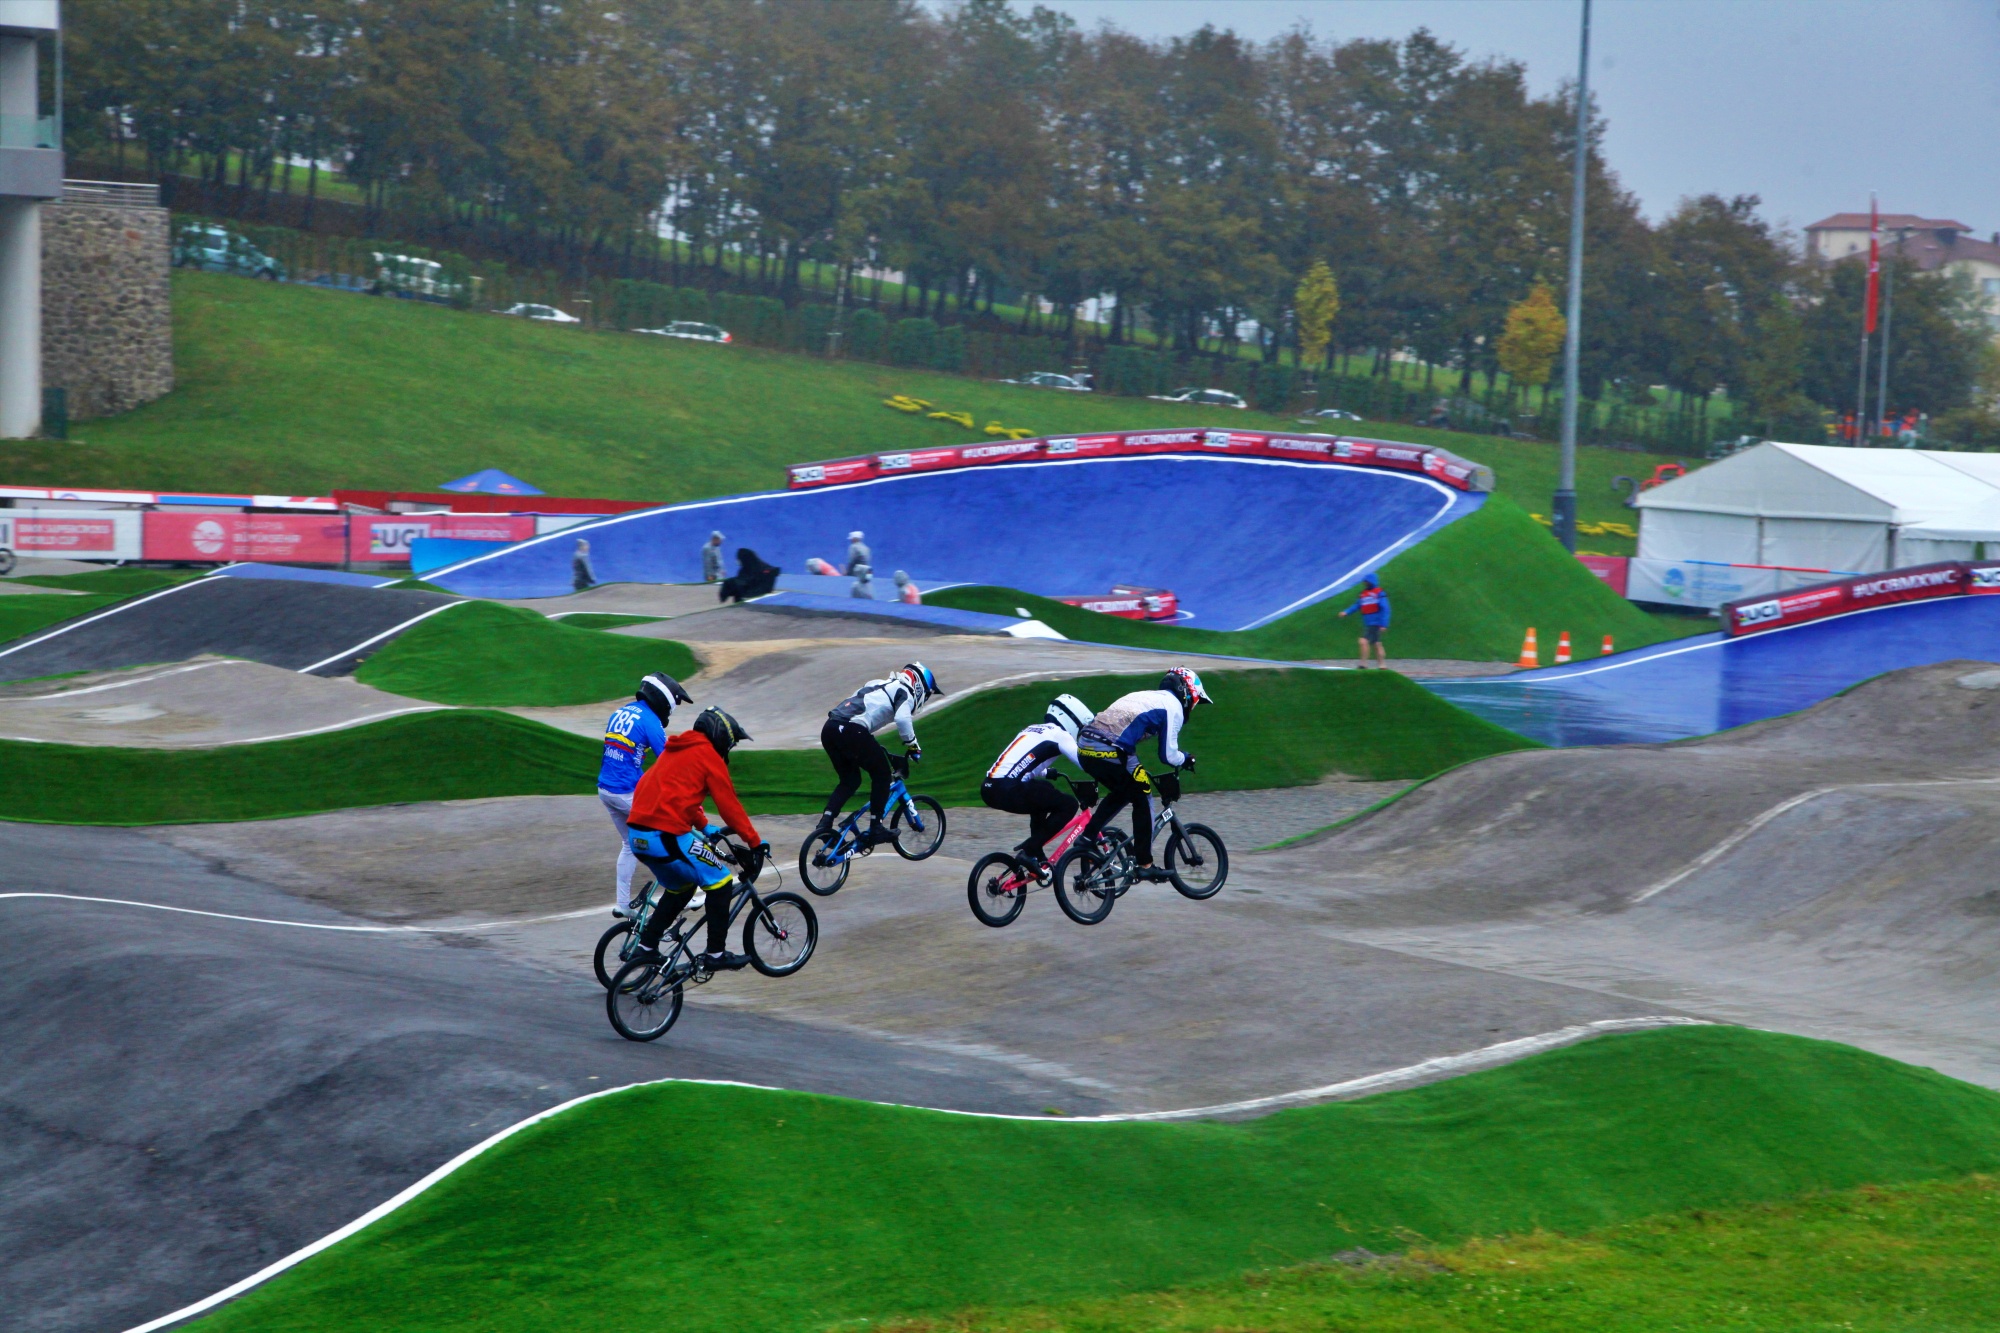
718, 547, 780, 602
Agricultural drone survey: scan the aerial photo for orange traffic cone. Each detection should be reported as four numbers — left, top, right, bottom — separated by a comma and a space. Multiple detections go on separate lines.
1517, 627, 1539, 668
1555, 631, 1573, 664
1601, 634, 1614, 656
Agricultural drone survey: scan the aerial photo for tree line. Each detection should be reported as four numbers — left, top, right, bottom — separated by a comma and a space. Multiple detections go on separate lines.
65, 0, 1999, 443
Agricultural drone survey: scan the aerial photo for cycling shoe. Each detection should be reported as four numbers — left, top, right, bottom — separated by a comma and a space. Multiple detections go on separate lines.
697, 950, 750, 972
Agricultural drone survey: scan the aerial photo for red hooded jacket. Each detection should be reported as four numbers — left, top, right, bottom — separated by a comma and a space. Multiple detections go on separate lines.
626, 731, 760, 845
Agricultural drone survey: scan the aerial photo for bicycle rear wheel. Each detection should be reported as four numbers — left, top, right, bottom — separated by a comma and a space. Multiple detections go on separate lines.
1166, 823, 1228, 899
1053, 844, 1121, 925
607, 958, 684, 1041
892, 795, 947, 860
798, 829, 851, 896
744, 892, 819, 976
967, 852, 1029, 928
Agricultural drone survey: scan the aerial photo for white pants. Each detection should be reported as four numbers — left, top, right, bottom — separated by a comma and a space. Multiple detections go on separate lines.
599, 787, 638, 909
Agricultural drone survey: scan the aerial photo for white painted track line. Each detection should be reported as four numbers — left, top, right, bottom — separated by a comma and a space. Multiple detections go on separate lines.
296, 599, 467, 675
0, 892, 605, 932
0, 579, 206, 662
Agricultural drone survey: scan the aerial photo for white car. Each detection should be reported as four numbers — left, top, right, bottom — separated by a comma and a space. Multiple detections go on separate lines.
1150, 386, 1248, 409
1298, 407, 1363, 423
636, 320, 732, 344
999, 371, 1090, 391
499, 302, 581, 324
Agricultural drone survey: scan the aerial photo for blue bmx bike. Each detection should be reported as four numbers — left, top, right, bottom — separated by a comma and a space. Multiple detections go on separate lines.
797, 753, 946, 895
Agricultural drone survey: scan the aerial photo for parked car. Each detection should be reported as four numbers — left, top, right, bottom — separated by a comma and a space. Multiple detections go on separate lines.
1298, 407, 1363, 423
1149, 386, 1248, 409
172, 223, 285, 281
999, 371, 1090, 391
636, 320, 731, 344
372, 252, 466, 303
499, 302, 581, 324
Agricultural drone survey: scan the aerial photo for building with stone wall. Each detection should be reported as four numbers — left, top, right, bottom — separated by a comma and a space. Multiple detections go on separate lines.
42, 181, 173, 420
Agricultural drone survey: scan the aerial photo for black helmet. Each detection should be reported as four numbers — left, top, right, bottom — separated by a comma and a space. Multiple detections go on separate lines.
693, 706, 751, 759
637, 673, 692, 721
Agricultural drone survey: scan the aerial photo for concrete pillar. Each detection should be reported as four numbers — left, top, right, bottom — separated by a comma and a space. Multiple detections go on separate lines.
0, 195, 40, 437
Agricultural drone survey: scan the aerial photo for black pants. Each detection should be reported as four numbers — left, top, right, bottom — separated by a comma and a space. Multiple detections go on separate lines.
821, 717, 893, 821
633, 846, 731, 955
1079, 753, 1154, 862
981, 777, 1077, 855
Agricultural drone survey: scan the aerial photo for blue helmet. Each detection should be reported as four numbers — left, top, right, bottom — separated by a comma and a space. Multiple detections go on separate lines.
901, 661, 941, 703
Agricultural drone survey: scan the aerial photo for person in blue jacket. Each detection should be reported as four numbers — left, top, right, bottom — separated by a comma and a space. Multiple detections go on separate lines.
1337, 573, 1391, 667
599, 672, 692, 915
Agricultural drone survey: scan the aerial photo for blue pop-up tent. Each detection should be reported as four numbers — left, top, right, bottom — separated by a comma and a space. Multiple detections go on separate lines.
438, 468, 543, 496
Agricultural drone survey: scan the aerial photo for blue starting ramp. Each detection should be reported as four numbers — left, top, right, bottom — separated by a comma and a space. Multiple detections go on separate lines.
1427, 594, 2000, 747
422, 454, 1482, 633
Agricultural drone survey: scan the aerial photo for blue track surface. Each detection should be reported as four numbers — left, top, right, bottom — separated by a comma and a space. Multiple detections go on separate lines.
425, 455, 1481, 632
1427, 595, 2000, 747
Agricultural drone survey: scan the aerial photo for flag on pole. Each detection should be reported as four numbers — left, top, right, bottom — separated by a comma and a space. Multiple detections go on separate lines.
1864, 196, 1882, 334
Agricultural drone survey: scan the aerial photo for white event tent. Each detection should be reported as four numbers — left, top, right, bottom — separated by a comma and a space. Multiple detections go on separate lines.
1634, 443, 2000, 574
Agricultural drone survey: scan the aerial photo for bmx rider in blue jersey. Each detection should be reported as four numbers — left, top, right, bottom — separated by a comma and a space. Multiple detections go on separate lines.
599, 672, 692, 916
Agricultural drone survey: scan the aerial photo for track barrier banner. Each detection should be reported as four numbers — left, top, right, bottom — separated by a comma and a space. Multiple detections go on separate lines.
1577, 554, 1630, 596
0, 509, 144, 559
143, 513, 349, 564
355, 514, 538, 562
783, 431, 1496, 494
1967, 561, 2000, 594
1723, 560, 1969, 635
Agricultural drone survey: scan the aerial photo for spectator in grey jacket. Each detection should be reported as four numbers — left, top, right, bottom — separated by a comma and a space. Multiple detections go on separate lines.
845, 530, 871, 576
572, 538, 597, 593
701, 531, 725, 583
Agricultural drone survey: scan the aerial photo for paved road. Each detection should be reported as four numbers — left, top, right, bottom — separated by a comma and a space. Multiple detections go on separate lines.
0, 823, 1099, 1333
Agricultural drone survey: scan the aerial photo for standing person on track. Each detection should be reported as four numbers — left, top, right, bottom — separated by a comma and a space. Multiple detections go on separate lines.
1337, 573, 1391, 667
981, 694, 1090, 874
572, 538, 597, 593
599, 673, 693, 917
816, 663, 941, 850
844, 530, 871, 576
1075, 667, 1210, 882
700, 531, 725, 583
627, 707, 767, 972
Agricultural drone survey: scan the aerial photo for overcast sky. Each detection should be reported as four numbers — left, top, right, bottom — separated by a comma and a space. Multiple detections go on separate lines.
1033, 0, 2000, 239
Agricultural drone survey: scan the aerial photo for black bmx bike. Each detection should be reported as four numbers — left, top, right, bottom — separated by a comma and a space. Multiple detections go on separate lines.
604, 835, 818, 1042
1051, 768, 1227, 925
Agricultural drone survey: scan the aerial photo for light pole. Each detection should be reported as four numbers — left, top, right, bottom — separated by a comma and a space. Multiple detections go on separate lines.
1553, 0, 1592, 553
1875, 227, 1906, 443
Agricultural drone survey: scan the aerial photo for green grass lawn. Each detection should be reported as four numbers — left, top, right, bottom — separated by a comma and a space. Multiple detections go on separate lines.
933, 497, 1706, 663
0, 273, 1676, 553
893, 1173, 2000, 1332
352, 601, 698, 706
0, 591, 121, 645
0, 667, 1528, 824
10, 567, 204, 596
550, 612, 664, 631
186, 1027, 2000, 1333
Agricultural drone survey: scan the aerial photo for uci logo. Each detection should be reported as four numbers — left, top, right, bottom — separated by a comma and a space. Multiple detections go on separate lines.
878, 453, 912, 470
1046, 437, 1078, 454
1974, 567, 2000, 589
793, 465, 825, 483
1203, 430, 1232, 448
1736, 599, 1784, 626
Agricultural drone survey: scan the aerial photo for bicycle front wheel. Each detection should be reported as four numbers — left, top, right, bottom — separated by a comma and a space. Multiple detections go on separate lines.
892, 795, 947, 860
1053, 845, 1120, 925
744, 892, 819, 976
607, 958, 683, 1041
1166, 823, 1228, 899
593, 920, 633, 990
967, 852, 1029, 928
798, 829, 851, 896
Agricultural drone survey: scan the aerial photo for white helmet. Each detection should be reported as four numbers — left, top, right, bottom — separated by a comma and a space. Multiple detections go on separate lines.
1045, 694, 1091, 737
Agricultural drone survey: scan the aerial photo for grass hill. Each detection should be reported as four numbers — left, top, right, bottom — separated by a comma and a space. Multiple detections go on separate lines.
181, 1026, 2000, 1333
0, 273, 1677, 554
933, 496, 1704, 662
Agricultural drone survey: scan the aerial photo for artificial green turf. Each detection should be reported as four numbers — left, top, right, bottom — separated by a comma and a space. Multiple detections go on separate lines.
930, 497, 1700, 663
728, 666, 1536, 813
553, 612, 665, 631
188, 1027, 2000, 1333
0, 710, 597, 824
0, 592, 120, 645
892, 1173, 2000, 1332
352, 601, 698, 706
0, 273, 1681, 552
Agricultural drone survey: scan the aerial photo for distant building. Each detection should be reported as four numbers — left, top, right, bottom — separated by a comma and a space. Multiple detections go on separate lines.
1804, 213, 2000, 334
0, 0, 62, 438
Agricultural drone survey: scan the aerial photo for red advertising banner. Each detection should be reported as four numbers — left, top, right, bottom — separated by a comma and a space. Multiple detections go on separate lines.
1117, 429, 1206, 455
1724, 561, 1966, 636
1577, 554, 1630, 597
144, 512, 350, 563
875, 446, 964, 475
356, 514, 537, 562
787, 456, 877, 488
1041, 434, 1123, 460
956, 439, 1047, 466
